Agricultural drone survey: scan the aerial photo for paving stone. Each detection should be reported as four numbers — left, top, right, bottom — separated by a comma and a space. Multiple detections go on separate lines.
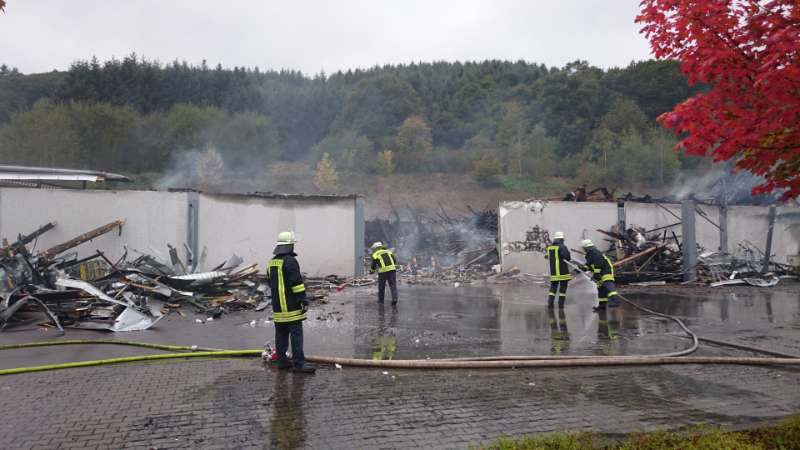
1, 359, 799, 449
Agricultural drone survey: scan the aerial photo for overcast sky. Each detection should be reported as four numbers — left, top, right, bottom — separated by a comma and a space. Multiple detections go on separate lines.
0, 1, 654, 75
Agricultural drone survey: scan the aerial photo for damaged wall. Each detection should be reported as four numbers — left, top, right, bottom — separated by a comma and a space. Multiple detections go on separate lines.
499, 200, 800, 275
0, 188, 364, 276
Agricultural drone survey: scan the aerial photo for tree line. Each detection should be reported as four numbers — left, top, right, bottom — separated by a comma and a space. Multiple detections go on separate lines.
0, 56, 705, 191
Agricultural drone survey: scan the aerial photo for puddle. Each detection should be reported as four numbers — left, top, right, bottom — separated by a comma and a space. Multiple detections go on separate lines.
3, 281, 799, 369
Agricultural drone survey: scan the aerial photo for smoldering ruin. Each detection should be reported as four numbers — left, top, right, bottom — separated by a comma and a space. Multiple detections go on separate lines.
0, 165, 799, 336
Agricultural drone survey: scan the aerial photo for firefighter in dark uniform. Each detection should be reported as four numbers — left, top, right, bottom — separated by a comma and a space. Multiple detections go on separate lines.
267, 231, 316, 373
579, 239, 621, 311
544, 231, 571, 309
370, 242, 398, 305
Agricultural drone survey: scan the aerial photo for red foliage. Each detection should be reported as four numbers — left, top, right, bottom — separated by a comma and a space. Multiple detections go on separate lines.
637, 0, 800, 200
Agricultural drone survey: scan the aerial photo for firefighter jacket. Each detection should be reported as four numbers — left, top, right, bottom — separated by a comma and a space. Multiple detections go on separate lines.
371, 247, 397, 274
545, 239, 572, 282
267, 250, 308, 323
583, 247, 615, 283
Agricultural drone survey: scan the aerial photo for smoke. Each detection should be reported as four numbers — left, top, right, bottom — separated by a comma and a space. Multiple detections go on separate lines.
668, 166, 783, 205
155, 149, 223, 190
154, 146, 321, 194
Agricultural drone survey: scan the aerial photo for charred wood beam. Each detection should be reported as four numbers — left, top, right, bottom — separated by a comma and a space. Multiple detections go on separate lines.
694, 206, 721, 230
655, 202, 682, 221
2, 221, 58, 254
613, 244, 667, 269
645, 222, 682, 234
40, 219, 126, 260
634, 249, 661, 273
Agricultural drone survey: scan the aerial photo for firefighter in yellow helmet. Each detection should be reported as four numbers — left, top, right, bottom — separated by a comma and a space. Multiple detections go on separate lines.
578, 239, 621, 312
544, 231, 571, 309
267, 231, 315, 373
370, 241, 398, 305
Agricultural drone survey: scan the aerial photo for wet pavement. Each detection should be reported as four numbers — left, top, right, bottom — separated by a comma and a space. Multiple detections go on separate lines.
1, 279, 799, 449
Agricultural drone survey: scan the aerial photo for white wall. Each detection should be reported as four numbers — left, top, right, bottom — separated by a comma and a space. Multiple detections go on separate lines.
197, 193, 356, 276
500, 200, 800, 274
0, 188, 187, 263
0, 188, 360, 276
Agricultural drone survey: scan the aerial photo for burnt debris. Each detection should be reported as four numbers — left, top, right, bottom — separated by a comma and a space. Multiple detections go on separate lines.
0, 219, 286, 333
591, 223, 797, 286
365, 204, 509, 284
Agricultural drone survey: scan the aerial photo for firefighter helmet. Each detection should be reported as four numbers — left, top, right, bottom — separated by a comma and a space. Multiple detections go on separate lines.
277, 231, 297, 244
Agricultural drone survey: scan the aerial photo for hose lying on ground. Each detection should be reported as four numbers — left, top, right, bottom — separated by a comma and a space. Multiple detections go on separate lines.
1, 348, 799, 376
0, 273, 797, 375
0, 350, 261, 376
0, 339, 223, 353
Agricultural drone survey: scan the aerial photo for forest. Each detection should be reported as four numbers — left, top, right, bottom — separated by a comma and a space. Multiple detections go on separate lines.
0, 56, 706, 193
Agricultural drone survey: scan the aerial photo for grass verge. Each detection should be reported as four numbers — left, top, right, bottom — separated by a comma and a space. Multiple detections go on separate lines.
477, 415, 800, 449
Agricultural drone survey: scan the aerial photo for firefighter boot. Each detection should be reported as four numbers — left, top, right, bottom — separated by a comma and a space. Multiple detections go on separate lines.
291, 363, 317, 374
276, 359, 293, 370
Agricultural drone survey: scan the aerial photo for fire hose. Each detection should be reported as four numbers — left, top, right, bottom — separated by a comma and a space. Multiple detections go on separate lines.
0, 340, 798, 375
1, 269, 799, 375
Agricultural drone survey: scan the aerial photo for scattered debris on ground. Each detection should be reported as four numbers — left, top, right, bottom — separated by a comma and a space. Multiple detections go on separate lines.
400, 264, 544, 286
0, 219, 275, 333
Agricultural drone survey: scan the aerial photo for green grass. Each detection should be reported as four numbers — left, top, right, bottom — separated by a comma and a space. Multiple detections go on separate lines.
476, 415, 800, 450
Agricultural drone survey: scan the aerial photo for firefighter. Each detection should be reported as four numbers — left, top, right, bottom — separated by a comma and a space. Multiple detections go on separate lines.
544, 231, 571, 309
267, 231, 315, 373
579, 239, 621, 311
370, 242, 398, 305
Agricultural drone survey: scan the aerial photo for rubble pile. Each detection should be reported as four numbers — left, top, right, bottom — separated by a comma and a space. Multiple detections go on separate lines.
594, 224, 797, 286
561, 185, 617, 202
698, 241, 797, 287
400, 264, 544, 286
365, 204, 500, 280
0, 219, 270, 333
594, 225, 685, 284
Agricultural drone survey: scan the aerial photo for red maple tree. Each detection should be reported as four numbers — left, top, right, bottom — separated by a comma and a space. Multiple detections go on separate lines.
637, 0, 800, 200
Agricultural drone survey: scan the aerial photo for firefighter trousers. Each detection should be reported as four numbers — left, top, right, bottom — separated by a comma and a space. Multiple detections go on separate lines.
378, 271, 398, 303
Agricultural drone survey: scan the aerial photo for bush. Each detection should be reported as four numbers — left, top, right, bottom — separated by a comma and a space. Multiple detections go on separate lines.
472, 154, 502, 187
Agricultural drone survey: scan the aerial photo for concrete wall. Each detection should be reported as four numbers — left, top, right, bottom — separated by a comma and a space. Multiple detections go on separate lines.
197, 193, 357, 276
0, 189, 187, 263
0, 188, 363, 276
500, 200, 800, 275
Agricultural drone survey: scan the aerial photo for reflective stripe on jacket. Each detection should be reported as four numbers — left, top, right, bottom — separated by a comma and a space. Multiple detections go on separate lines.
267, 253, 307, 323
585, 247, 615, 283
371, 248, 397, 273
546, 241, 572, 282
